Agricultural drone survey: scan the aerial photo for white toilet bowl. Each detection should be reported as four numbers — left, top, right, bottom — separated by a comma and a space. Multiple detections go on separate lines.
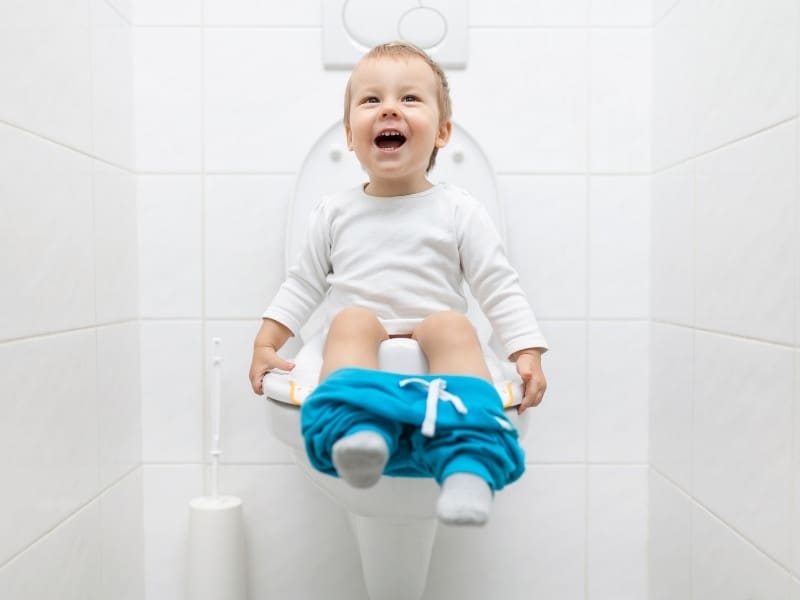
262, 120, 528, 600
265, 338, 529, 600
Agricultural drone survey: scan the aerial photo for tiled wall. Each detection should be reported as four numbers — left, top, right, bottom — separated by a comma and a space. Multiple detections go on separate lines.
6, 1, 800, 598
650, 0, 800, 598
0, 0, 142, 598
136, 2, 651, 599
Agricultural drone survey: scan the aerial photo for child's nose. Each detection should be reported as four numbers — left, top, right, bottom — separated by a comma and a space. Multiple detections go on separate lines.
381, 101, 400, 118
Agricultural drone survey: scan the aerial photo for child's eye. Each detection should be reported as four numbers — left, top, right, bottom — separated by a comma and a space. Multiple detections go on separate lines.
361, 96, 379, 104
402, 95, 419, 102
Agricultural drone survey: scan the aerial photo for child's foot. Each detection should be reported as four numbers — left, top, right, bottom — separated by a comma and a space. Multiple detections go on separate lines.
332, 431, 389, 489
436, 473, 493, 526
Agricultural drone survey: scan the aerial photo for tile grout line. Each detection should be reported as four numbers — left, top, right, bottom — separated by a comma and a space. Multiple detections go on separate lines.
584, 22, 592, 600
653, 115, 798, 175
199, 0, 209, 499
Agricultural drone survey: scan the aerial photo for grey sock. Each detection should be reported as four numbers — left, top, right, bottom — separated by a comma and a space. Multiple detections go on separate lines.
436, 473, 493, 526
331, 430, 389, 489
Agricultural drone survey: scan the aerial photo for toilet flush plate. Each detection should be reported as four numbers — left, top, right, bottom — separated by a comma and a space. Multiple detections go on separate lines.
322, 0, 468, 69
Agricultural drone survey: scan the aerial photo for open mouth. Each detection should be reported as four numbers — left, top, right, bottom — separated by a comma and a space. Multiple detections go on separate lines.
374, 130, 406, 151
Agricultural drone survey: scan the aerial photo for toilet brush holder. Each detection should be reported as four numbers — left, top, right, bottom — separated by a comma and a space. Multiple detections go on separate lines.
188, 496, 248, 600
187, 338, 248, 600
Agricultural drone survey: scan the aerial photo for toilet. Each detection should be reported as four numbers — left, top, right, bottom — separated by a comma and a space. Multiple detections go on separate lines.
262, 121, 530, 600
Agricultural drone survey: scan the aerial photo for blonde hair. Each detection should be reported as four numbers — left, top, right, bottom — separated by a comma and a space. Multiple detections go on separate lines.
343, 41, 452, 172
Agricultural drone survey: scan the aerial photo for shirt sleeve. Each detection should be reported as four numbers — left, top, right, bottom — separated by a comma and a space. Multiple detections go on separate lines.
262, 200, 331, 336
458, 199, 549, 357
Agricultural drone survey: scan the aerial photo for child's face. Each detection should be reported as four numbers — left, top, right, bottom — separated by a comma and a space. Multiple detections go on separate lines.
345, 55, 451, 196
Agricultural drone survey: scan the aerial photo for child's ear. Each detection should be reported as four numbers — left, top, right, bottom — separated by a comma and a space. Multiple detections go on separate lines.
345, 125, 354, 150
435, 120, 452, 148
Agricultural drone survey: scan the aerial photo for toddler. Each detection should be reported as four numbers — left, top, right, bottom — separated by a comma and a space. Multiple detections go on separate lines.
250, 41, 548, 525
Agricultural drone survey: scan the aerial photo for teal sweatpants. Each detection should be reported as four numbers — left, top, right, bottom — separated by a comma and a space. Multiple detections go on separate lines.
300, 367, 525, 490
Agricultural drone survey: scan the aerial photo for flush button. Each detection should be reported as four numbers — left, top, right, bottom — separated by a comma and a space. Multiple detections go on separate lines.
398, 8, 448, 49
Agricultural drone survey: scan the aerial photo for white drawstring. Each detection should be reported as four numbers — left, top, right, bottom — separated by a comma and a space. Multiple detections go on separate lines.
399, 378, 468, 438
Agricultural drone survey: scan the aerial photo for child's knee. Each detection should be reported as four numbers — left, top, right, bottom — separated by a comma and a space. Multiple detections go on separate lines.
328, 306, 387, 339
414, 311, 479, 345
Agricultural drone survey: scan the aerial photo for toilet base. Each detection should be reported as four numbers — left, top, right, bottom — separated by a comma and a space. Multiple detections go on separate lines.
349, 514, 437, 600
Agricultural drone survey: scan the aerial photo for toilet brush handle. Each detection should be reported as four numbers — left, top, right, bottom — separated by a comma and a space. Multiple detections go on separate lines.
211, 338, 223, 498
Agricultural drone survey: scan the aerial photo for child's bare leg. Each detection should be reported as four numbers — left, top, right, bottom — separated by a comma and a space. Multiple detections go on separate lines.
322, 307, 391, 488
320, 306, 389, 380
412, 311, 494, 525
411, 311, 492, 381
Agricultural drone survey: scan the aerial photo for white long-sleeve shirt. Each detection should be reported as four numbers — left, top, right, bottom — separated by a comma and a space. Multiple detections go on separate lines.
263, 183, 548, 358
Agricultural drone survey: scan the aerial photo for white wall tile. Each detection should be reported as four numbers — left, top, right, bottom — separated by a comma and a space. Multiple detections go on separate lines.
648, 470, 692, 600
693, 332, 794, 565
205, 0, 322, 26
588, 321, 649, 462
0, 0, 89, 26
205, 321, 292, 463
652, 0, 698, 168
138, 175, 203, 318
99, 469, 144, 600
0, 331, 99, 566
587, 466, 648, 600
94, 160, 138, 323
134, 28, 202, 171
140, 321, 203, 462
204, 29, 347, 172
97, 322, 141, 488
523, 321, 587, 463
651, 162, 693, 325
0, 125, 95, 341
692, 0, 797, 156
0, 1, 93, 152
91, 0, 135, 168
694, 122, 795, 345
589, 176, 650, 318
0, 501, 101, 600
693, 505, 793, 600
500, 176, 587, 319
649, 323, 692, 491
487, 465, 586, 599
134, 0, 202, 25
590, 30, 651, 172
143, 465, 203, 600
655, 0, 799, 162
591, 0, 652, 26
470, 0, 588, 26
205, 175, 292, 318
449, 29, 588, 173
135, 178, 196, 315
217, 465, 367, 600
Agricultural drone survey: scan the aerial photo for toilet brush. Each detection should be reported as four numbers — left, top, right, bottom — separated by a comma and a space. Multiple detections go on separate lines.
188, 338, 248, 600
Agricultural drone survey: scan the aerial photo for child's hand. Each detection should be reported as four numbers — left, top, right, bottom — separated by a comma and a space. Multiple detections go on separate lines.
249, 345, 295, 395
512, 349, 547, 413
249, 318, 295, 394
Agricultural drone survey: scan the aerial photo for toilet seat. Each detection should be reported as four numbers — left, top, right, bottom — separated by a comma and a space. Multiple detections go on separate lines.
262, 335, 525, 408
